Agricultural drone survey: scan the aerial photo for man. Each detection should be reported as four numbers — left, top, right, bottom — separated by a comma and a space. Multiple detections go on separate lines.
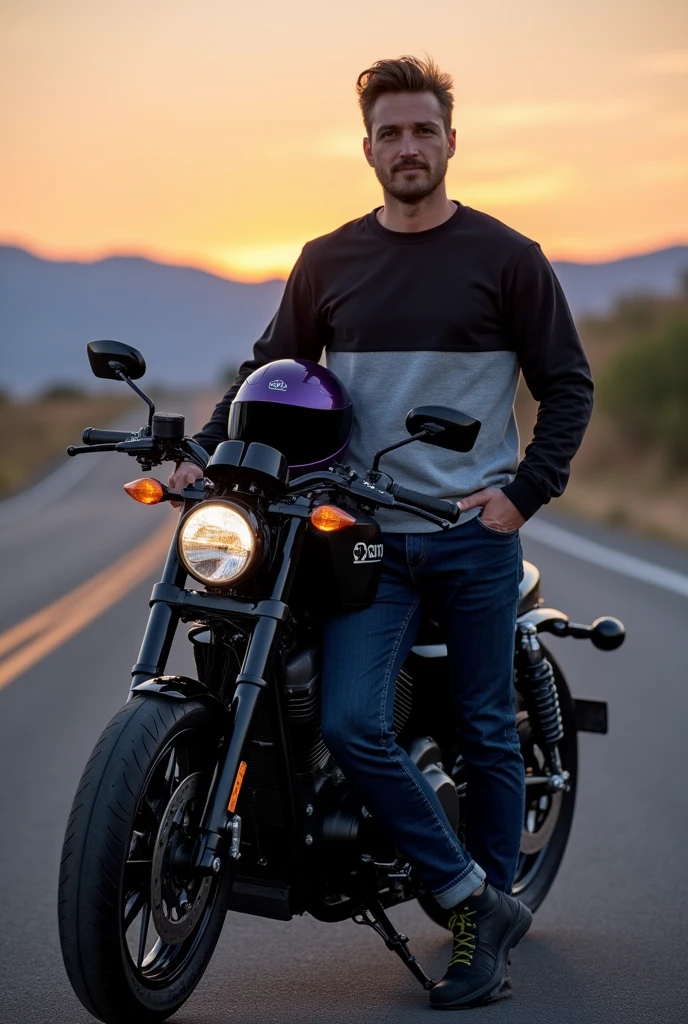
171, 56, 593, 1009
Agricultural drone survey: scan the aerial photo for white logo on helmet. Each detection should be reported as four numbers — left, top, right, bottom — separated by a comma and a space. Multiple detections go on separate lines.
268, 379, 288, 391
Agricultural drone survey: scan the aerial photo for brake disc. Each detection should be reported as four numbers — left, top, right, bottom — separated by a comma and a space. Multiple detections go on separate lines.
151, 772, 213, 944
517, 713, 564, 855
520, 789, 562, 854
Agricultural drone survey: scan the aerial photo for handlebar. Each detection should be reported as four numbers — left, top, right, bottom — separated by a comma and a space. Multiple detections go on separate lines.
71, 437, 458, 525
288, 470, 460, 525
389, 483, 461, 524
82, 427, 134, 445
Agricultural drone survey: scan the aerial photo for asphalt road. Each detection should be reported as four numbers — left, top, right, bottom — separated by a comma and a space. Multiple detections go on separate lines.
0, 444, 687, 1024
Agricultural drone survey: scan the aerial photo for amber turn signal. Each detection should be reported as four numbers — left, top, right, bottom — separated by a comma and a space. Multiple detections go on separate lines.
123, 477, 166, 505
310, 504, 357, 532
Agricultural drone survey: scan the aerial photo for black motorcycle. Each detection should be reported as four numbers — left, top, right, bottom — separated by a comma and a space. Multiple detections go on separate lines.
58, 341, 625, 1023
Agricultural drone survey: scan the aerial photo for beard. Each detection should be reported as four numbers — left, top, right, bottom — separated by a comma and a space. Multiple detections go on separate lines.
373, 154, 449, 204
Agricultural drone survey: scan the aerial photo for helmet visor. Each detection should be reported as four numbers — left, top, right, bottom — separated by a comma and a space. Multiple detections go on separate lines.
228, 400, 352, 468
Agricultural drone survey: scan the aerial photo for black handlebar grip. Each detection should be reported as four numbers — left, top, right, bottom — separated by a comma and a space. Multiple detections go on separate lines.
390, 483, 461, 523
82, 427, 133, 445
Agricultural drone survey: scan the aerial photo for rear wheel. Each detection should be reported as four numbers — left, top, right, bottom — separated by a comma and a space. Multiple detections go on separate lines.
418, 648, 577, 926
58, 695, 231, 1024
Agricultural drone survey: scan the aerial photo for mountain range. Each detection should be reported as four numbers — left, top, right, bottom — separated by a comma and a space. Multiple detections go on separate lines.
1, 243, 687, 396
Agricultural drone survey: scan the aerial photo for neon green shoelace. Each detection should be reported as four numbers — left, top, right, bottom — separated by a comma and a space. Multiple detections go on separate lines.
447, 910, 477, 967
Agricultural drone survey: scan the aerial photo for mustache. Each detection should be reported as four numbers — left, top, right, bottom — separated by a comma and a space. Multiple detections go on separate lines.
391, 160, 429, 172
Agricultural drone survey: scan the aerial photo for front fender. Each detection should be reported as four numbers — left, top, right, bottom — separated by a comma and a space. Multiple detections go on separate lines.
129, 674, 226, 713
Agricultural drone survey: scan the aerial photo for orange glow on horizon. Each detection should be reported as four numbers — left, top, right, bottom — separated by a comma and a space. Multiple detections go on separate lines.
6, 230, 688, 286
3, 1, 687, 282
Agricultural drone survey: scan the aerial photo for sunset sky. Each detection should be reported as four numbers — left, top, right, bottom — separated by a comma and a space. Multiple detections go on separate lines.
3, 0, 687, 281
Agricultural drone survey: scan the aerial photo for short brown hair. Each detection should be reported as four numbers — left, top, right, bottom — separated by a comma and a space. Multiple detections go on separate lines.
357, 56, 454, 136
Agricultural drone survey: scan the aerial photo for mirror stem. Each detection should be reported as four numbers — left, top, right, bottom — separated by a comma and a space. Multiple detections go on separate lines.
370, 425, 444, 475
109, 361, 156, 430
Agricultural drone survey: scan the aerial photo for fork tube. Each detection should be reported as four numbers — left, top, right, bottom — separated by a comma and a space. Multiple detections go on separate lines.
197, 516, 306, 865
129, 520, 187, 693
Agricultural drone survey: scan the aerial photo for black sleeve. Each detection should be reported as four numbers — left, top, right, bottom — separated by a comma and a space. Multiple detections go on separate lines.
501, 243, 594, 519
194, 249, 327, 453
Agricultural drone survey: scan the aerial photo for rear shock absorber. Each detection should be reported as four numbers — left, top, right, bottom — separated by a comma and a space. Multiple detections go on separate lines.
516, 623, 568, 789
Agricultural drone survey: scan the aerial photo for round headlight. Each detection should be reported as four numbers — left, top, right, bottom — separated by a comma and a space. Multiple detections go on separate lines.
178, 501, 260, 586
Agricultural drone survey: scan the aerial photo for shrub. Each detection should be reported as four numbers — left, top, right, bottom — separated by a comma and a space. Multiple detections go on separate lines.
39, 382, 87, 401
599, 313, 688, 467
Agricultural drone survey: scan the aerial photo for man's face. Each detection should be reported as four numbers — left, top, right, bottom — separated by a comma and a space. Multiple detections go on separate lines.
363, 91, 456, 203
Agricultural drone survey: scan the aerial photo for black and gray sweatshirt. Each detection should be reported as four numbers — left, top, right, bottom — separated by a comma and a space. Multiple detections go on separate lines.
196, 202, 593, 532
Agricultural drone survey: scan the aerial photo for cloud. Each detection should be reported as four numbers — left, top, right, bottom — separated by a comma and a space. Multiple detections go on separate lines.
637, 51, 688, 76
659, 115, 688, 137
461, 99, 635, 130
628, 159, 688, 183
316, 132, 365, 160
457, 148, 536, 174
459, 169, 575, 207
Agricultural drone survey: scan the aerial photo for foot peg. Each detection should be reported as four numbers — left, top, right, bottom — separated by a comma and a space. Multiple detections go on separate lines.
353, 899, 436, 990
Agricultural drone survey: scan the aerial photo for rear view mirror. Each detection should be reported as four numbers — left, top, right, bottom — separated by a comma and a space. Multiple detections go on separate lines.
405, 406, 481, 453
87, 340, 146, 381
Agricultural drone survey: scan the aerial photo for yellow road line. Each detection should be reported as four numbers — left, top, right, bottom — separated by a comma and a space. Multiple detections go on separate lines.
0, 519, 175, 693
0, 555, 132, 659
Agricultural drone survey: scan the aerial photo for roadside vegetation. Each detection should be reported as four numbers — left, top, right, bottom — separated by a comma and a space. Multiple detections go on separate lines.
3, 282, 687, 543
0, 389, 134, 498
516, 274, 688, 543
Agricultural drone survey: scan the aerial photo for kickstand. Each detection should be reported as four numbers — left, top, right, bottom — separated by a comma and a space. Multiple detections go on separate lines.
353, 899, 436, 990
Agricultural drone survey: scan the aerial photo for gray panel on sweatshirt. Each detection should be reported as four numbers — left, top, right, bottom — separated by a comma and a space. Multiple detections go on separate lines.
325, 349, 521, 533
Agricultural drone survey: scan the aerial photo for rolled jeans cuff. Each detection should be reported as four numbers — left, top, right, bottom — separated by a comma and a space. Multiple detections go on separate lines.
432, 862, 487, 909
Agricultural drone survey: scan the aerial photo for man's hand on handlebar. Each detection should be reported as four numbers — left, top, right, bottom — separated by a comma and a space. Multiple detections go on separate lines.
168, 463, 204, 508
457, 487, 525, 533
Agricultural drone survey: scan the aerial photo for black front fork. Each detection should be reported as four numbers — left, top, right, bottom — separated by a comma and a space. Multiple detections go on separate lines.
190, 515, 306, 875
130, 519, 188, 689
128, 512, 305, 875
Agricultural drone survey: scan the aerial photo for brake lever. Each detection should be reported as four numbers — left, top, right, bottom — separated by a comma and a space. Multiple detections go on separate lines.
68, 436, 169, 460
67, 442, 119, 456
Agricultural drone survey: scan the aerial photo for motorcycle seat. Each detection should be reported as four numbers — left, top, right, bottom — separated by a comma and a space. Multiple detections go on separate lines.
411, 560, 540, 651
518, 561, 540, 615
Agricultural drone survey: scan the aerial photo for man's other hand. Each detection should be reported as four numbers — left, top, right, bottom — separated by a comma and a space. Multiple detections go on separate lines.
168, 463, 204, 508
458, 487, 526, 533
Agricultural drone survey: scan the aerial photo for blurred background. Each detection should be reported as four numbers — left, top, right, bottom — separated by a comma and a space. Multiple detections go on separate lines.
1, 4, 688, 1023
2, 0, 687, 540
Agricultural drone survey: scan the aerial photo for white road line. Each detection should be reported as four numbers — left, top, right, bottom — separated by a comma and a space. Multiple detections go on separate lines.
0, 453, 101, 527
522, 520, 688, 599
0, 409, 138, 528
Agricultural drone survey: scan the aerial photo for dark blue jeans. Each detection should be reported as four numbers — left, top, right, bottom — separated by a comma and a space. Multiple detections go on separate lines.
320, 516, 525, 908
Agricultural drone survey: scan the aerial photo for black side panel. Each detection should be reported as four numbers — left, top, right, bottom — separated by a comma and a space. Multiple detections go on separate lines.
296, 509, 383, 611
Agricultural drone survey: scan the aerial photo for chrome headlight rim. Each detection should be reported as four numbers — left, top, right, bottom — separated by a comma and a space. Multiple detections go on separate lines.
177, 499, 265, 589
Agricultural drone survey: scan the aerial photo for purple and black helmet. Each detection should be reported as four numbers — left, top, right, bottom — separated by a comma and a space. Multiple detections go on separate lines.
228, 359, 353, 475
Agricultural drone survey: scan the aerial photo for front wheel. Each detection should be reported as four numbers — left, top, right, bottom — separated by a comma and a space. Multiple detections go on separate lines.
58, 695, 231, 1024
418, 647, 577, 925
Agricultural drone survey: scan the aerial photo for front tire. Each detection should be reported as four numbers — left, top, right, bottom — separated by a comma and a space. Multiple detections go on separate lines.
58, 695, 231, 1024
